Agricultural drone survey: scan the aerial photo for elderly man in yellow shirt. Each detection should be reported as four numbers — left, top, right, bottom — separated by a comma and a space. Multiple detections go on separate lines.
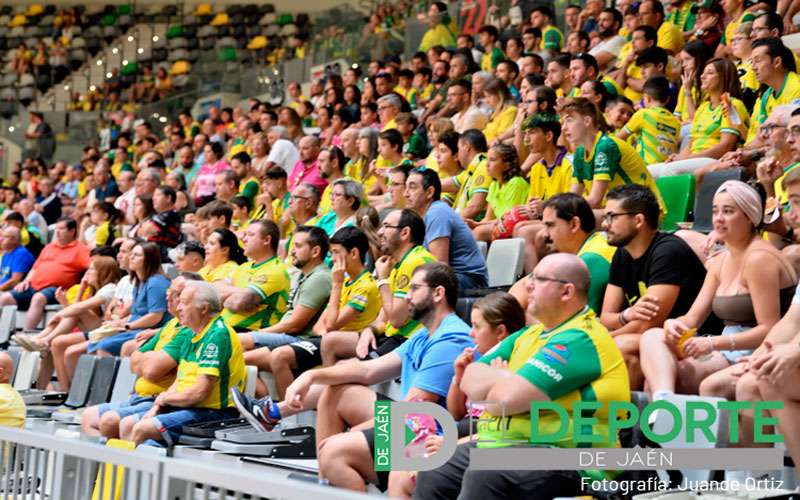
0, 352, 25, 429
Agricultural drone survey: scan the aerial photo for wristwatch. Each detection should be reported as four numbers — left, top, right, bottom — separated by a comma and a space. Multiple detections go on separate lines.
124, 323, 131, 330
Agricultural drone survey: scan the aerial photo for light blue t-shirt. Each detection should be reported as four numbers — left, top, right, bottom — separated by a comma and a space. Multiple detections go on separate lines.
130, 274, 172, 328
393, 313, 475, 402
423, 201, 488, 280
0, 246, 34, 285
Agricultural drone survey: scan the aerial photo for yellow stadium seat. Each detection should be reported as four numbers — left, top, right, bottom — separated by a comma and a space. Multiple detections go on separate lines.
194, 3, 212, 16
210, 12, 229, 26
247, 35, 267, 50
25, 4, 44, 17
170, 60, 191, 75
9, 15, 27, 28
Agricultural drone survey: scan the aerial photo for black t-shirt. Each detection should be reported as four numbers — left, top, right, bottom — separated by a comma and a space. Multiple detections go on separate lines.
148, 209, 182, 261
608, 232, 705, 320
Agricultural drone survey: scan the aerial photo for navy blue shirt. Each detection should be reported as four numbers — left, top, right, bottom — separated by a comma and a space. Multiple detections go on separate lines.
94, 179, 121, 202
423, 200, 488, 280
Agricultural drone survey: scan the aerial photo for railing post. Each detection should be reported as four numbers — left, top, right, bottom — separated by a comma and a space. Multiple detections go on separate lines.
49, 451, 79, 500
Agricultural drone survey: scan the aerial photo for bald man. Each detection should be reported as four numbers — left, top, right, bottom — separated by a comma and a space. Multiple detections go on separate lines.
414, 253, 630, 499
0, 352, 25, 429
0, 226, 34, 292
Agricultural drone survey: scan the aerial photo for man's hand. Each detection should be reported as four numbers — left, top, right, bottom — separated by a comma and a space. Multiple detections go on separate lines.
331, 253, 346, 286
756, 155, 783, 186
489, 357, 508, 370
284, 372, 313, 411
624, 294, 660, 323
375, 255, 394, 280
751, 341, 800, 383
13, 281, 30, 293
135, 328, 158, 343
703, 230, 725, 258
356, 327, 377, 359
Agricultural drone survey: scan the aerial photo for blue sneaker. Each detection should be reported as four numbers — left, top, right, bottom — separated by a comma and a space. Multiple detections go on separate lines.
230, 387, 280, 432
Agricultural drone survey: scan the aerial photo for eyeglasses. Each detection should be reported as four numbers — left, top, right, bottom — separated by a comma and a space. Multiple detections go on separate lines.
602, 211, 638, 224
381, 223, 403, 229
789, 126, 800, 137
290, 195, 310, 201
760, 124, 785, 134
408, 283, 432, 293
528, 274, 570, 285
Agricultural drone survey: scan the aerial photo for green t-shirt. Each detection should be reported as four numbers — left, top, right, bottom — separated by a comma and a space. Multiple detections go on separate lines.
486, 176, 529, 218
577, 232, 617, 314
289, 264, 333, 336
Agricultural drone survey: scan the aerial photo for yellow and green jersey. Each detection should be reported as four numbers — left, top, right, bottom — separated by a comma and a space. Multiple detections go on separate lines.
338, 270, 381, 331
476, 307, 629, 481
541, 24, 563, 51
394, 85, 418, 109
453, 153, 492, 219
666, 1, 696, 32
481, 46, 506, 72
483, 105, 517, 143
135, 318, 192, 396
690, 97, 749, 153
776, 162, 800, 205
748, 71, 800, 143
657, 21, 684, 54
175, 315, 246, 409
722, 11, 756, 46
578, 232, 617, 314
528, 149, 573, 201
239, 176, 261, 208
572, 132, 665, 211
674, 85, 704, 123
221, 256, 291, 331
622, 106, 681, 164
95, 221, 119, 248
200, 260, 240, 283
385, 245, 436, 337
737, 60, 760, 93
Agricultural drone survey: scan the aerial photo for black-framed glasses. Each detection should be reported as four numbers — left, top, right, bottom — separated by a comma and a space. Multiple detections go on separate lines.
408, 283, 433, 293
602, 211, 638, 224
381, 223, 404, 229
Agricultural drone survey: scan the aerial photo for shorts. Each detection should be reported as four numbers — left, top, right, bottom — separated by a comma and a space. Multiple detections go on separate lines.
289, 337, 322, 373
87, 330, 137, 355
10, 286, 57, 311
250, 332, 300, 350
149, 406, 239, 446
366, 334, 406, 359
97, 395, 156, 420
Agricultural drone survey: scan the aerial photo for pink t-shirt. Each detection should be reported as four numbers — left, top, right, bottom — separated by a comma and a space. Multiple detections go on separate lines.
195, 160, 230, 198
288, 159, 327, 194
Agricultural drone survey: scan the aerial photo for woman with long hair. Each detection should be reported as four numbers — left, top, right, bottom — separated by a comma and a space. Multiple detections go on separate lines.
434, 131, 462, 206
200, 228, 246, 283
278, 106, 304, 143
34, 256, 121, 390
128, 195, 155, 239
345, 127, 380, 194
424, 117, 455, 172
482, 79, 518, 143
469, 144, 529, 242
669, 58, 749, 163
676, 40, 712, 124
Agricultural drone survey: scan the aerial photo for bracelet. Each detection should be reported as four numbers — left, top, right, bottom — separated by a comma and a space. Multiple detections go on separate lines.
729, 335, 736, 350
376, 278, 390, 288
619, 309, 629, 326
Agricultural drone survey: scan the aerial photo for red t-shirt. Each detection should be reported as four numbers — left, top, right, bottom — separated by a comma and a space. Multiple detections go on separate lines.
29, 240, 90, 290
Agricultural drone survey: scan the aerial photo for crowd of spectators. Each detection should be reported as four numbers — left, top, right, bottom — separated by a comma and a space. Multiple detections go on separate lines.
3, 0, 800, 496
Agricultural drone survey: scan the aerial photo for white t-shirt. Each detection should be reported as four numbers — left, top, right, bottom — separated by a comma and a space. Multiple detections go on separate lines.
590, 35, 627, 69
266, 139, 300, 173
95, 282, 117, 312
115, 188, 136, 225
451, 106, 489, 133
112, 275, 135, 305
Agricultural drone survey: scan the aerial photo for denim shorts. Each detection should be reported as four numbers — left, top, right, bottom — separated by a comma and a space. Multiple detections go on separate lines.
249, 332, 300, 350
149, 407, 239, 446
10, 286, 57, 310
97, 395, 156, 420
87, 330, 137, 355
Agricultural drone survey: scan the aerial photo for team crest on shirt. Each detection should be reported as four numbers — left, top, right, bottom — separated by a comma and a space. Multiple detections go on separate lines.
541, 344, 570, 365
397, 275, 409, 289
252, 274, 268, 283
474, 175, 485, 186
202, 343, 218, 360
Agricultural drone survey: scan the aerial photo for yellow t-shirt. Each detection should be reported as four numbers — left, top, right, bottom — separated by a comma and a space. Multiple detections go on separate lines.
483, 105, 517, 143
338, 270, 381, 331
134, 318, 192, 396
453, 153, 492, 219
528, 149, 574, 201
747, 71, 800, 143
418, 23, 457, 52
657, 21, 684, 54
220, 256, 291, 331
674, 85, 704, 123
175, 315, 246, 409
0, 384, 25, 429
94, 221, 119, 248
384, 246, 436, 337
623, 106, 681, 163
199, 260, 240, 283
690, 97, 749, 153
